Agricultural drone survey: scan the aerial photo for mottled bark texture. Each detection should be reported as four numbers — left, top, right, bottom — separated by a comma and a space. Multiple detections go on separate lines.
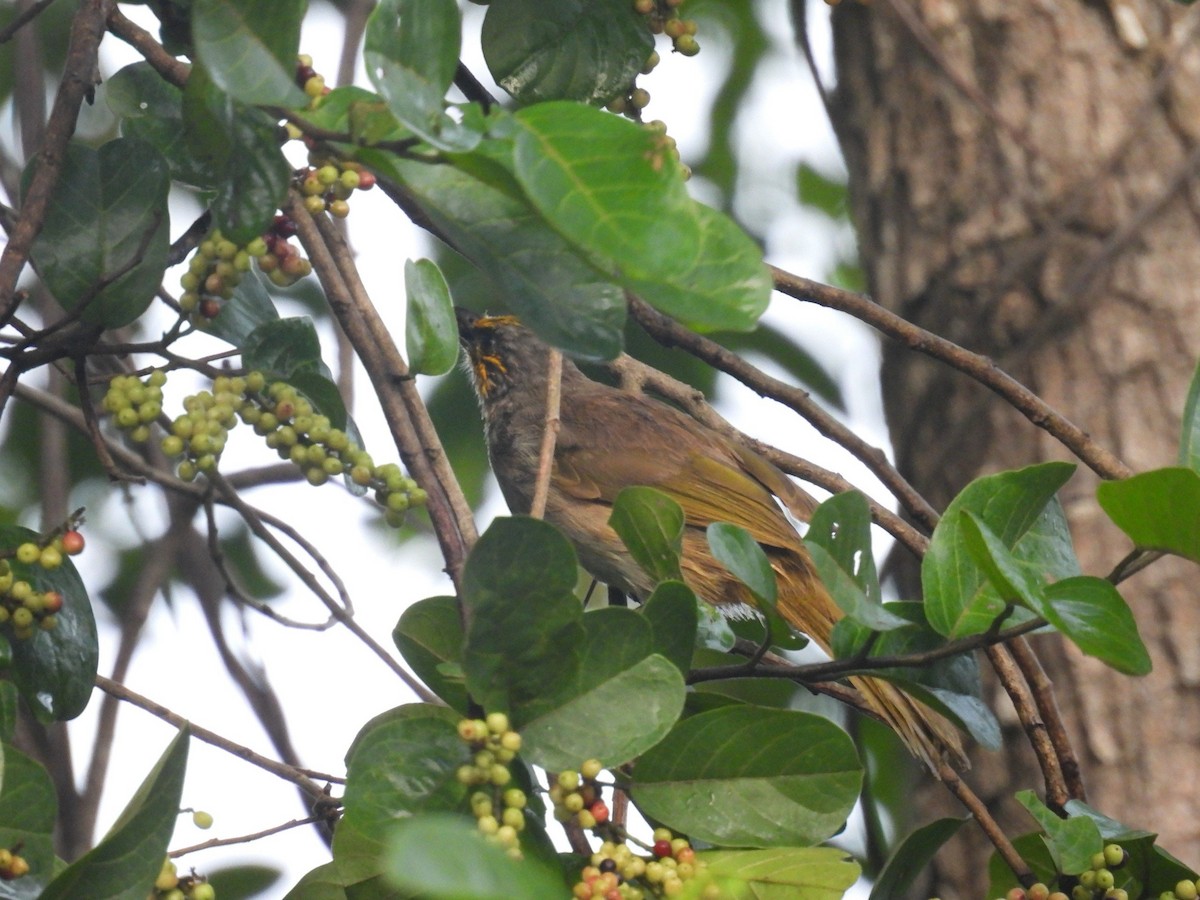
824, 1, 1200, 896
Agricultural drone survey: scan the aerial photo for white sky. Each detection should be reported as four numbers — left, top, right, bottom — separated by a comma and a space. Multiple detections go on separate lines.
11, 2, 887, 896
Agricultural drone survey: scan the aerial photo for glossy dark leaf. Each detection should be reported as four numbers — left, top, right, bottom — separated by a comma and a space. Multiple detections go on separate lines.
41, 728, 189, 899
405, 258, 458, 376
609, 486, 684, 585
0, 525, 98, 722
192, 0, 307, 107
869, 818, 968, 900
639, 579, 698, 675
393, 596, 469, 712
29, 139, 170, 328
0, 742, 57, 899
481, 0, 652, 105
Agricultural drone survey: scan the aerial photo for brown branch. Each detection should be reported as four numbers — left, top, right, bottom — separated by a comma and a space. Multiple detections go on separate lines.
627, 295, 942, 533
985, 644, 1068, 810
105, 6, 189, 88
770, 267, 1134, 480
530, 350, 562, 519
0, 0, 58, 46
936, 759, 1033, 886
95, 675, 327, 800
0, 0, 109, 326
1007, 637, 1086, 802
170, 815, 324, 859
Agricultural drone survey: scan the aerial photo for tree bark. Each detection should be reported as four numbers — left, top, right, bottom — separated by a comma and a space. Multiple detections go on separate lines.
824, 1, 1200, 895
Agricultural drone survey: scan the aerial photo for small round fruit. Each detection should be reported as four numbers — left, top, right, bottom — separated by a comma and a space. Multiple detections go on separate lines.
581, 758, 603, 780
1104, 844, 1127, 868
155, 857, 179, 890
191, 883, 216, 900
193, 810, 214, 829
11, 606, 33, 628
15, 542, 40, 564
61, 530, 85, 555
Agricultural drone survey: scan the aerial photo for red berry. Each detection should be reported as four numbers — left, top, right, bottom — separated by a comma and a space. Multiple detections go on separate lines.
61, 530, 84, 555
199, 298, 221, 319
357, 171, 376, 190
653, 840, 671, 858
589, 801, 609, 824
273, 214, 298, 237
42, 591, 63, 613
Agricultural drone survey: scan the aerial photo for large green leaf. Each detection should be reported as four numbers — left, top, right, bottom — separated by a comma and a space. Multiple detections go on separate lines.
41, 728, 189, 900
282, 862, 349, 900
806, 490, 880, 602
183, 65, 291, 242
0, 526, 98, 722
364, 0, 480, 151
511, 103, 770, 332
707, 522, 777, 608
29, 139, 170, 328
639, 579, 698, 675
1015, 790, 1102, 876
382, 814, 565, 898
0, 743, 57, 900
923, 462, 1077, 638
335, 705, 465, 888
608, 486, 684, 584
370, 148, 625, 359
460, 517, 586, 715
632, 705, 862, 847
405, 259, 458, 376
392, 595, 469, 712
1039, 577, 1150, 675
192, 0, 307, 107
517, 608, 686, 771
481, 0, 652, 105
1097, 467, 1200, 563
106, 62, 216, 188
204, 270, 281, 349
698, 847, 860, 900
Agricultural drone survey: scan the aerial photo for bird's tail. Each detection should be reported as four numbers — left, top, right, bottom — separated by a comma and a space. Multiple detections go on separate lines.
774, 555, 968, 773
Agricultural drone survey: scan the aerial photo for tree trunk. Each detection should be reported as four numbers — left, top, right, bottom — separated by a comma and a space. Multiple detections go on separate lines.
824, 1, 1200, 895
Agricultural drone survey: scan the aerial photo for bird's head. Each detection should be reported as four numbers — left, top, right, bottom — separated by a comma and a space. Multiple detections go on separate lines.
455, 307, 550, 401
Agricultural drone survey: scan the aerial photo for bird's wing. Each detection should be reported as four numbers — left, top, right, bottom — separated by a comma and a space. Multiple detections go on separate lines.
554, 391, 805, 551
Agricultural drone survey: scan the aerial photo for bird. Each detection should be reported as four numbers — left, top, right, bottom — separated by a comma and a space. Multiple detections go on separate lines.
456, 307, 966, 771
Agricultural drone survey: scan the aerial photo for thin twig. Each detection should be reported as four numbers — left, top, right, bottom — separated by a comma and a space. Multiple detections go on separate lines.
105, 6, 189, 87
170, 816, 323, 859
0, 0, 58, 45
985, 644, 1068, 809
936, 759, 1033, 886
771, 267, 1134, 481
1008, 637, 1086, 802
530, 349, 562, 519
95, 675, 327, 800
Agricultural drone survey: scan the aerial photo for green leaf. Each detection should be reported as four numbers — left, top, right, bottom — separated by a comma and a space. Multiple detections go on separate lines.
632, 705, 862, 847
41, 728, 189, 900
806, 541, 907, 635
707, 522, 777, 608
382, 814, 565, 898
1015, 789, 1102, 876
364, 0, 480, 151
1039, 577, 1150, 675
806, 490, 880, 602
405, 259, 458, 376
1097, 467, 1200, 563
985, 832, 1061, 898
335, 705, 465, 887
512, 103, 770, 332
481, 0, 652, 105
461, 517, 586, 715
107, 62, 215, 188
183, 65, 291, 242
294, 86, 410, 146
640, 579, 698, 675
959, 512, 1046, 609
869, 818, 967, 900
1181, 359, 1200, 471
923, 462, 1077, 638
282, 862, 348, 899
192, 0, 307, 107
393, 596, 468, 711
0, 682, 16, 742
0, 525, 98, 722
699, 847, 860, 900
369, 148, 625, 359
519, 608, 685, 770
204, 269, 281, 348
609, 486, 684, 584
796, 163, 848, 220
242, 317, 323, 375
0, 742, 57, 899
29, 139, 169, 328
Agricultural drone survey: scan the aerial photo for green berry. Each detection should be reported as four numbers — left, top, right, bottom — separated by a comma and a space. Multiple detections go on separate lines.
15, 542, 40, 565
10, 606, 33, 628
1104, 844, 1127, 868
329, 199, 351, 218
191, 884, 216, 900
39, 545, 62, 569
1178, 882, 1199, 900
192, 809, 214, 829
116, 407, 140, 429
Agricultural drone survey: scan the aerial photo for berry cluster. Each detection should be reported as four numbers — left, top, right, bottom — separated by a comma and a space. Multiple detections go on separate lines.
550, 759, 609, 830
0, 531, 82, 640
997, 844, 1131, 900
1158, 876, 1200, 899
295, 53, 329, 105
104, 370, 167, 444
178, 230, 261, 322
298, 157, 376, 221
572, 830, 711, 900
456, 713, 525, 858
0, 846, 30, 881
633, 0, 699, 56
152, 857, 215, 900
252, 215, 313, 291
